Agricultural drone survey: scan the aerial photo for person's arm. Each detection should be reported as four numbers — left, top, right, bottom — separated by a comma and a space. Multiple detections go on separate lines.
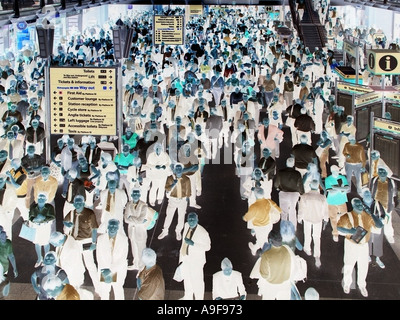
5, 171, 23, 188
31, 272, 40, 294
90, 228, 97, 251
8, 252, 18, 278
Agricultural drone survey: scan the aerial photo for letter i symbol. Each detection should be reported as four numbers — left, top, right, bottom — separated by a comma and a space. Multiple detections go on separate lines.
385, 57, 391, 70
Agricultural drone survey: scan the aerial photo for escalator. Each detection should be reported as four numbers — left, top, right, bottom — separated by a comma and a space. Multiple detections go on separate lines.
290, 0, 327, 53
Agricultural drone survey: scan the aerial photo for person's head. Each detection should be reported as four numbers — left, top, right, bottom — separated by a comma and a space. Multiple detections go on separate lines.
0, 230, 7, 244
309, 179, 319, 191
73, 195, 85, 212
351, 197, 364, 214
174, 163, 184, 178
370, 150, 380, 161
330, 165, 340, 177
286, 157, 295, 168
377, 165, 388, 180
0, 150, 7, 162
108, 179, 117, 193
27, 144, 36, 156
262, 147, 271, 158
6, 130, 15, 141
107, 219, 120, 237
131, 187, 141, 203
57, 138, 64, 149
41, 166, 51, 180
43, 251, 57, 266
262, 117, 269, 127
268, 229, 282, 247
37, 192, 48, 207
122, 144, 130, 155
280, 219, 296, 242
348, 135, 356, 145
187, 212, 198, 229
361, 187, 372, 203
142, 248, 157, 269
67, 138, 74, 148
346, 115, 353, 125
221, 257, 233, 276
300, 134, 308, 144
304, 287, 320, 300
101, 152, 112, 166
31, 118, 39, 129
253, 168, 263, 180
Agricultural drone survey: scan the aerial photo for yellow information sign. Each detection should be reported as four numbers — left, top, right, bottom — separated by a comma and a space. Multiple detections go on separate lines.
374, 118, 400, 135
337, 81, 374, 94
385, 91, 400, 102
189, 5, 203, 16
343, 40, 357, 57
354, 92, 382, 106
50, 67, 117, 136
153, 15, 184, 45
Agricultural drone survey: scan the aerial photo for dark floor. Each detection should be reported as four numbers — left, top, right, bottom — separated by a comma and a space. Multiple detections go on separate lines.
10, 123, 400, 300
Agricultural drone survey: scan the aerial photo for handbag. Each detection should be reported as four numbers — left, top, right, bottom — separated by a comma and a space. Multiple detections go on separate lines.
173, 262, 183, 282
19, 221, 36, 242
362, 171, 369, 186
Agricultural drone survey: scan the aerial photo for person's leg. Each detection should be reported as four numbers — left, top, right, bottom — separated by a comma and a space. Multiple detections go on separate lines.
287, 192, 300, 231
82, 249, 100, 294
191, 264, 205, 300
175, 198, 188, 237
279, 191, 290, 221
159, 200, 177, 237
343, 240, 357, 290
384, 209, 395, 243
303, 220, 312, 255
328, 204, 339, 240
356, 243, 370, 291
312, 221, 323, 259
113, 270, 127, 300
34, 244, 42, 265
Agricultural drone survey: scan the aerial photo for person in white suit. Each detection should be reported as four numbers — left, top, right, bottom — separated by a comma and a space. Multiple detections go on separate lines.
96, 218, 129, 300
178, 212, 211, 300
98, 178, 128, 234
212, 257, 247, 300
124, 187, 157, 271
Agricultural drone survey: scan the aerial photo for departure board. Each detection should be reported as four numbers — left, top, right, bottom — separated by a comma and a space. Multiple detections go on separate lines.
153, 15, 184, 45
50, 67, 117, 135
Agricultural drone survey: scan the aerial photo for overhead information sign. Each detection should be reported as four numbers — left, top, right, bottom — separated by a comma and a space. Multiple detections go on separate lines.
385, 91, 400, 102
189, 5, 203, 16
374, 118, 400, 135
355, 91, 382, 107
153, 15, 184, 45
50, 67, 117, 136
343, 40, 358, 57
337, 81, 374, 94
367, 49, 400, 75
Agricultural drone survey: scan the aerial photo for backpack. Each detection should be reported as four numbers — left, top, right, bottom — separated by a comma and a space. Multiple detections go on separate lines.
292, 255, 308, 283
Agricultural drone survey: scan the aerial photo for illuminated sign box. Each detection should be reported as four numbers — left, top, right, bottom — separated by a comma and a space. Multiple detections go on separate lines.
153, 15, 184, 45
50, 67, 117, 136
374, 118, 400, 135
367, 49, 400, 75
189, 5, 203, 16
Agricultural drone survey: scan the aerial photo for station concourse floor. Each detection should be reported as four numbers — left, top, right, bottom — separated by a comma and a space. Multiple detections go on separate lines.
4, 124, 400, 301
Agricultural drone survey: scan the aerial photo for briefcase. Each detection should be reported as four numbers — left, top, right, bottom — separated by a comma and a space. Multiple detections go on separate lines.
19, 221, 36, 242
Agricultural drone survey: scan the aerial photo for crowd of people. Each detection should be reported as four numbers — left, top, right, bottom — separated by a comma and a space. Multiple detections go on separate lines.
0, 1, 397, 300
